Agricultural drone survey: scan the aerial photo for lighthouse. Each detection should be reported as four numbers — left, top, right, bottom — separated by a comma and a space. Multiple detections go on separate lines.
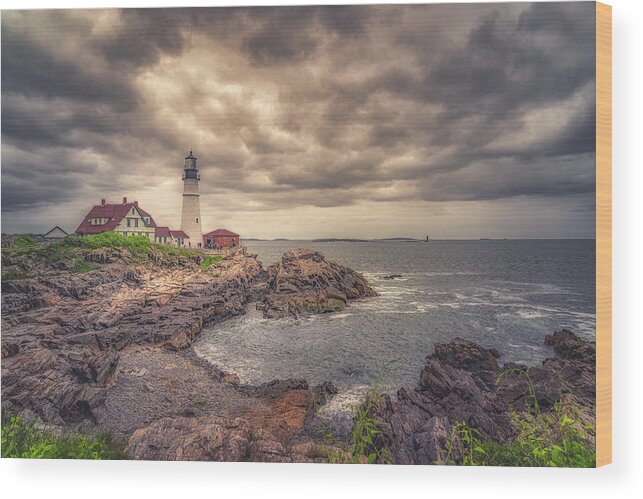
180, 151, 203, 248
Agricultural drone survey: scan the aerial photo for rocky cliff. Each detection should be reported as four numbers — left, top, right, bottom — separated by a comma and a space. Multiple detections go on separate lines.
369, 329, 596, 464
2, 244, 264, 425
1, 241, 374, 461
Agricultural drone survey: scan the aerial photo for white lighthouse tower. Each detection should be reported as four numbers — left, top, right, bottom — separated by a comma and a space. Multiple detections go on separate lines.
180, 150, 203, 248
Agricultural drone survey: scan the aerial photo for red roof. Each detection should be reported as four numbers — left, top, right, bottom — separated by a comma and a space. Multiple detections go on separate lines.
204, 228, 239, 238
169, 230, 189, 239
75, 200, 155, 234
155, 226, 171, 237
138, 207, 157, 227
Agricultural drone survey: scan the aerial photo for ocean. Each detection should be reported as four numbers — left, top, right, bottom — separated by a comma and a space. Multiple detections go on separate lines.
194, 239, 595, 413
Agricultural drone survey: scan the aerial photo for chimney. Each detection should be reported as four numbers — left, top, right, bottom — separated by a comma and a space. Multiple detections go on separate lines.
123, 196, 127, 204
101, 199, 106, 205
134, 201, 138, 206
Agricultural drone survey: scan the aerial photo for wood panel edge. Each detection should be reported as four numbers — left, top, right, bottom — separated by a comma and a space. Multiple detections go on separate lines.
595, 0, 612, 468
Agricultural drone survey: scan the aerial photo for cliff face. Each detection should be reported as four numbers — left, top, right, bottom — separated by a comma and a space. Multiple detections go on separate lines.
1, 243, 374, 460
1, 245, 263, 426
257, 248, 377, 318
370, 330, 596, 465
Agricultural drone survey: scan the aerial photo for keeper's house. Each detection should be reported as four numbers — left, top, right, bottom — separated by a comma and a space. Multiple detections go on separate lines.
75, 197, 190, 248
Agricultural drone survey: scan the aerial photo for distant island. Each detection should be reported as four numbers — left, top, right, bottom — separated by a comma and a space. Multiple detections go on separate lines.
312, 238, 369, 243
312, 237, 420, 243
376, 237, 419, 241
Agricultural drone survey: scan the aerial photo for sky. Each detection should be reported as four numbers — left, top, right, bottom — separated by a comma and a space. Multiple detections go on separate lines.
1, 2, 597, 239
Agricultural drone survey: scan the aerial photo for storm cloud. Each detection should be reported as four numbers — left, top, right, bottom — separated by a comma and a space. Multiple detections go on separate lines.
1, 3, 596, 239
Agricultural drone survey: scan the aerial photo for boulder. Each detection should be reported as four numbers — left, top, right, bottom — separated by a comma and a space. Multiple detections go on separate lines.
257, 248, 377, 319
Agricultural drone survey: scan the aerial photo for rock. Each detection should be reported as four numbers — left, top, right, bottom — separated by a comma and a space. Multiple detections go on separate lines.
257, 248, 377, 319
313, 381, 339, 407
369, 331, 596, 465
544, 328, 596, 363
127, 416, 258, 461
126, 415, 320, 463
1, 340, 20, 359
1, 243, 376, 457
382, 274, 402, 280
223, 373, 240, 385
1, 246, 263, 424
70, 352, 120, 387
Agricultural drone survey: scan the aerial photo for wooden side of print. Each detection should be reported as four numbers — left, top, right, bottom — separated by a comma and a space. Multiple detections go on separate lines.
595, 1, 612, 467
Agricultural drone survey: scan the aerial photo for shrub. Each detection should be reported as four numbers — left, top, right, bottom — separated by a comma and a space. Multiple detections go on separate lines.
1, 413, 126, 460
2, 234, 40, 255
46, 242, 76, 262
78, 232, 151, 256
347, 396, 391, 464
14, 234, 38, 248
319, 391, 392, 464
438, 407, 595, 467
437, 369, 596, 467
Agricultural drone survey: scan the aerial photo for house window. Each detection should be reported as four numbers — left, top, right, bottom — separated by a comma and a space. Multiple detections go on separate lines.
134, 219, 139, 228
131, 207, 135, 214
127, 218, 131, 227
196, 218, 198, 223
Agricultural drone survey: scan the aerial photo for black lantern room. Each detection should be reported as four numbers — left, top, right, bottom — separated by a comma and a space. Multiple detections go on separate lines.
183, 151, 199, 180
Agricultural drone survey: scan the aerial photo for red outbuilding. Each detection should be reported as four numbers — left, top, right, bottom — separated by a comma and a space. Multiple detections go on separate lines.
203, 229, 240, 249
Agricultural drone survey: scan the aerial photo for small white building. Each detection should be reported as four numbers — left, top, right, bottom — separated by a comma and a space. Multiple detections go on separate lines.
43, 226, 69, 239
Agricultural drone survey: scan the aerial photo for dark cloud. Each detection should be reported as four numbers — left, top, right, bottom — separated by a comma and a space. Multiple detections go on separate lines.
1, 3, 596, 238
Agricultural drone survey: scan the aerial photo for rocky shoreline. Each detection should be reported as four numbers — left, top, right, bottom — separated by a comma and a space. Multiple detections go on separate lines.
1, 242, 376, 461
1, 239, 596, 463
370, 329, 596, 464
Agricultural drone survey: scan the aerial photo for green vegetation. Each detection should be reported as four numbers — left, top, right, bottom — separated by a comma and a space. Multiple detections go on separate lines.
312, 391, 392, 464
73, 260, 101, 273
153, 243, 195, 257
77, 232, 151, 255
2, 271, 31, 281
438, 370, 596, 467
438, 406, 595, 467
346, 395, 391, 464
200, 254, 223, 270
1, 234, 40, 256
13, 234, 38, 249
46, 242, 76, 262
1, 413, 126, 460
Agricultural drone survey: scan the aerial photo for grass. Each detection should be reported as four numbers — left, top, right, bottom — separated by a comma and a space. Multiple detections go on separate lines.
76, 232, 151, 255
73, 260, 101, 273
1, 412, 127, 460
153, 243, 196, 257
46, 242, 77, 262
316, 390, 392, 464
1, 271, 30, 281
1, 234, 40, 256
437, 369, 596, 467
13, 234, 38, 249
200, 254, 223, 270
